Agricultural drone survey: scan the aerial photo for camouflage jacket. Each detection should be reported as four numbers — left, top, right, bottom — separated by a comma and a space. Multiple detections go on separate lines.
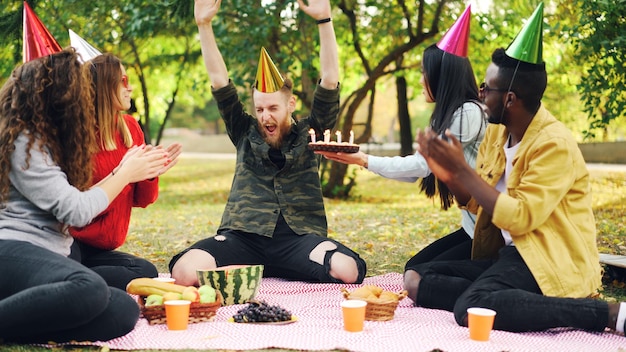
212, 81, 340, 237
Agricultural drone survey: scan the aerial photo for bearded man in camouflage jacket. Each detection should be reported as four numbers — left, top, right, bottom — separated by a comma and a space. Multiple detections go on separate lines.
169, 0, 366, 286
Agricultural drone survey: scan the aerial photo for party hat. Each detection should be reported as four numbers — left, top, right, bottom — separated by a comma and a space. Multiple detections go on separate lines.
505, 2, 544, 64
22, 1, 62, 62
254, 47, 284, 93
69, 29, 102, 63
436, 5, 471, 57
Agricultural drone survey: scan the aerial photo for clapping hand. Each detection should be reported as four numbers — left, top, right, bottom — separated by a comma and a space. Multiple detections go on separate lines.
156, 143, 183, 176
117, 145, 169, 183
415, 128, 466, 184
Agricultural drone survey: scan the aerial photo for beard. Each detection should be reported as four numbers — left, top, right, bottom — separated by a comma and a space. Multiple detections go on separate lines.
258, 117, 292, 149
487, 100, 507, 125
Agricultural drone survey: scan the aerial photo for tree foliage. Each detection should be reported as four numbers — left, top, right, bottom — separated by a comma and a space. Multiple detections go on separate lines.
0, 0, 204, 144
0, 0, 624, 170
64, 0, 202, 144
568, 0, 626, 139
0, 0, 23, 75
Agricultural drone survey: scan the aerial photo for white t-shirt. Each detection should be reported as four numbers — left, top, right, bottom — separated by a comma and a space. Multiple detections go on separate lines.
495, 135, 521, 246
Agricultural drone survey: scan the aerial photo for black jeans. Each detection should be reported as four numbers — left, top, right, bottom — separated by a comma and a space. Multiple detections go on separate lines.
404, 227, 472, 269
407, 246, 609, 332
0, 240, 139, 343
170, 214, 367, 284
70, 240, 158, 290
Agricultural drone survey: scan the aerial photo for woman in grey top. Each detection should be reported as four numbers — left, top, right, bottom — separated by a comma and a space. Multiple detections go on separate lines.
317, 43, 486, 266
0, 49, 168, 343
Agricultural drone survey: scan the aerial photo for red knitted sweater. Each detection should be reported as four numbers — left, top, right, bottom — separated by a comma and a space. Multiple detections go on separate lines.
70, 114, 158, 250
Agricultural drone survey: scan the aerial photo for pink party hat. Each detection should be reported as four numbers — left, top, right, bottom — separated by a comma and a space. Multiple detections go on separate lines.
436, 5, 471, 57
23, 1, 62, 62
69, 29, 102, 63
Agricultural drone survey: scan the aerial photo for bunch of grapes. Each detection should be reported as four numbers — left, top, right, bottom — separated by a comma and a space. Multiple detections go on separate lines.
232, 300, 292, 323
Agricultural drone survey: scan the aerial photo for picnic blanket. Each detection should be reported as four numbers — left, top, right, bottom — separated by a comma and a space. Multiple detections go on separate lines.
46, 273, 626, 352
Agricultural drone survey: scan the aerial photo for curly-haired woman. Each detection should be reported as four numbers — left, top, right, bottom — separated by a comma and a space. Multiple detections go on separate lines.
0, 48, 168, 343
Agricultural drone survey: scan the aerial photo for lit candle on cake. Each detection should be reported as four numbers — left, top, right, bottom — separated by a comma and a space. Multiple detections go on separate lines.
323, 129, 331, 143
349, 130, 354, 144
336, 131, 342, 143
309, 128, 316, 143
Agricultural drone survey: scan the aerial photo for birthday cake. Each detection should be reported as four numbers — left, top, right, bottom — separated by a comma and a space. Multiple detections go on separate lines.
308, 141, 360, 153
308, 129, 360, 153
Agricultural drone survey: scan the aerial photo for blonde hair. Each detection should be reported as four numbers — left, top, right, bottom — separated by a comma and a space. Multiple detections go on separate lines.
88, 54, 132, 151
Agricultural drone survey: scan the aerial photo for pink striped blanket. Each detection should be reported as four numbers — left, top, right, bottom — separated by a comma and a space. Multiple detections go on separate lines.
47, 273, 626, 351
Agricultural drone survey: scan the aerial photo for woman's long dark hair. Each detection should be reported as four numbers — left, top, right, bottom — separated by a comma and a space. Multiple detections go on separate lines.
419, 44, 480, 210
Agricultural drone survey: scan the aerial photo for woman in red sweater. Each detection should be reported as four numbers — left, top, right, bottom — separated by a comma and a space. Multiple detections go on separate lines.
70, 53, 182, 289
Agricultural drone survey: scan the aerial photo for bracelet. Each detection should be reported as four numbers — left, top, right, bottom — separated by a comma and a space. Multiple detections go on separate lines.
316, 18, 331, 25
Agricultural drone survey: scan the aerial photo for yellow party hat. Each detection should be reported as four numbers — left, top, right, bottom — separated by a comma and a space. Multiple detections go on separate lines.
254, 47, 284, 93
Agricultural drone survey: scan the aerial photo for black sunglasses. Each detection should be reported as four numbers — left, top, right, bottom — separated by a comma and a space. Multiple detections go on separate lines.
479, 82, 509, 94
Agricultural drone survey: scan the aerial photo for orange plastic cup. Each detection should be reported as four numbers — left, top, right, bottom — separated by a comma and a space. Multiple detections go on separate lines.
467, 307, 496, 341
164, 300, 191, 330
341, 300, 367, 332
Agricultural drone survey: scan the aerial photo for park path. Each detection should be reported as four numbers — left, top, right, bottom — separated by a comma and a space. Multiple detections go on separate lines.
180, 152, 626, 173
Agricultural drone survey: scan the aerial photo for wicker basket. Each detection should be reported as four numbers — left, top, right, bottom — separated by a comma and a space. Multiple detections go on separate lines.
341, 288, 407, 321
137, 291, 223, 325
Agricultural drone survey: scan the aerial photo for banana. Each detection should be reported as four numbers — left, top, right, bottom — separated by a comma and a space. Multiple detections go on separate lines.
126, 278, 188, 296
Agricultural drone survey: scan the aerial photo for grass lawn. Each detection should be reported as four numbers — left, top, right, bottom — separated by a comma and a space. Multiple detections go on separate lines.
3, 156, 626, 352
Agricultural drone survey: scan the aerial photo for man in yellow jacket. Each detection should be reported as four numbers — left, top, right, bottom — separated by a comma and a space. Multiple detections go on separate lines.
405, 4, 624, 334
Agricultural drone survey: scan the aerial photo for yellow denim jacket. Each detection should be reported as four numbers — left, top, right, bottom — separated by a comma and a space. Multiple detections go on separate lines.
464, 105, 601, 298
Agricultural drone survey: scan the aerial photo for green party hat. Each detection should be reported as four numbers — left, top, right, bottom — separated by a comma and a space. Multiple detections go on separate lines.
505, 2, 544, 64
254, 47, 284, 93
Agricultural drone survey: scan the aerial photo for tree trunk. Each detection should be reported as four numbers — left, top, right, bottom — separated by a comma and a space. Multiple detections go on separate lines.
396, 76, 413, 156
126, 37, 151, 143
321, 0, 446, 199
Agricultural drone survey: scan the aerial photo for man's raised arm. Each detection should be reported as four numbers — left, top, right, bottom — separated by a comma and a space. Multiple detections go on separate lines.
298, 0, 339, 89
195, 0, 229, 89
